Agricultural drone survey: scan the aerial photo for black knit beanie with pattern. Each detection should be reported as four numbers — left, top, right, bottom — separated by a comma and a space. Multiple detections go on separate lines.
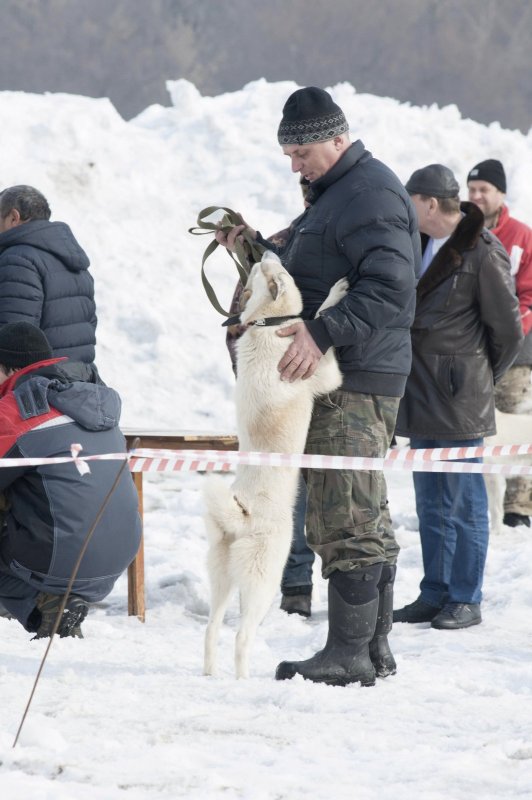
277, 87, 349, 146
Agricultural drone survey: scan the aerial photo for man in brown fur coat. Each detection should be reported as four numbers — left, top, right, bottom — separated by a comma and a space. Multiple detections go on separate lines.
394, 164, 522, 630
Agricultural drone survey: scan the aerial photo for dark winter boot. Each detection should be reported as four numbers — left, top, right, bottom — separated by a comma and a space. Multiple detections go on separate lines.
275, 564, 381, 686
368, 564, 396, 678
503, 512, 530, 528
31, 592, 89, 639
280, 593, 312, 618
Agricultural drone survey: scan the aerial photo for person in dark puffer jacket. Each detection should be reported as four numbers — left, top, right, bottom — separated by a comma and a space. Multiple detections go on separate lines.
216, 87, 419, 687
0, 322, 141, 639
0, 185, 100, 381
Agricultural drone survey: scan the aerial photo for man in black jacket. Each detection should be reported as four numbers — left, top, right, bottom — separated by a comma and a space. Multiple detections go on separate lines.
394, 164, 522, 630
0, 185, 99, 380
216, 87, 419, 685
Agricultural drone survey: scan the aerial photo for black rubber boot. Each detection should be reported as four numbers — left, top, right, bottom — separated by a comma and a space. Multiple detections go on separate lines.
275, 565, 381, 686
369, 564, 397, 677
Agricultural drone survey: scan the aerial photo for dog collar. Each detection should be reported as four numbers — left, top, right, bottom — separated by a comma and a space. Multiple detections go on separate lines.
222, 314, 300, 328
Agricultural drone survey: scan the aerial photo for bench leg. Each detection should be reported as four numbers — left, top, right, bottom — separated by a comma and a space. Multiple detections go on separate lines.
128, 471, 145, 622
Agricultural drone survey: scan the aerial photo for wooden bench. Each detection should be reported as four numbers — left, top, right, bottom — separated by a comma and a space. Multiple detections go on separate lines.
123, 431, 238, 621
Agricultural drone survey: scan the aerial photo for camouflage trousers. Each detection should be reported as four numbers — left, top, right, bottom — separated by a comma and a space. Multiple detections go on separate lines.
303, 389, 400, 578
494, 365, 532, 515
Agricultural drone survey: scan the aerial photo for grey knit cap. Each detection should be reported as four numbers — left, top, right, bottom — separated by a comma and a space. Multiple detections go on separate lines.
277, 87, 349, 146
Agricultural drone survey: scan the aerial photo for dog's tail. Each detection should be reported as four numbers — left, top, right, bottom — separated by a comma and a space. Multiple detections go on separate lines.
203, 475, 250, 543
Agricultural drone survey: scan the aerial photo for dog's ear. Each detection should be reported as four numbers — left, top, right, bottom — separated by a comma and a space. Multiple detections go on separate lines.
267, 273, 285, 301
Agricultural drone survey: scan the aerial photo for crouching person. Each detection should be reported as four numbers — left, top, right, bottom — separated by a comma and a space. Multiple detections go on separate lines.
0, 322, 141, 638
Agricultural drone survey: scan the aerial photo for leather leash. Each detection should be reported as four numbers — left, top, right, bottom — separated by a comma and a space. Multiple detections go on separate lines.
188, 206, 265, 316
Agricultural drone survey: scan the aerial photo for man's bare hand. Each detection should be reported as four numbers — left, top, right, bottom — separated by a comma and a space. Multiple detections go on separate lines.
277, 322, 323, 381
215, 224, 246, 252
215, 222, 257, 252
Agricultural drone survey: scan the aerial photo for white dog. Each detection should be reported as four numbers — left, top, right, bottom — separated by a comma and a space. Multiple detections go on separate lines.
203, 251, 345, 678
484, 409, 532, 534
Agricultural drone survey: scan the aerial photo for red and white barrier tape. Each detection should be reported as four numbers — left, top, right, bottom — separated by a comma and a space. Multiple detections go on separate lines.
127, 446, 532, 476
0, 443, 532, 476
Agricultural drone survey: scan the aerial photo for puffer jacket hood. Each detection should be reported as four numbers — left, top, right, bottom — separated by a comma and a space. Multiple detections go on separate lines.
11, 363, 120, 431
0, 220, 90, 273
14, 375, 121, 431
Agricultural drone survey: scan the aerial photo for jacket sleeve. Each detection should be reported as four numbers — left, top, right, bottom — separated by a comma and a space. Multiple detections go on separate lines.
0, 442, 27, 491
514, 245, 532, 336
0, 254, 44, 326
478, 244, 524, 382
309, 188, 417, 348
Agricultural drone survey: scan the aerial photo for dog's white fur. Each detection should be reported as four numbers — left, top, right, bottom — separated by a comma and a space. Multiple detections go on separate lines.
484, 409, 532, 534
203, 251, 345, 678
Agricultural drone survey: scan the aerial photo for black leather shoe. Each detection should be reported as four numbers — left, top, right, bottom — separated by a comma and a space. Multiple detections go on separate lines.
431, 602, 481, 630
393, 595, 441, 623
280, 593, 312, 618
503, 512, 530, 528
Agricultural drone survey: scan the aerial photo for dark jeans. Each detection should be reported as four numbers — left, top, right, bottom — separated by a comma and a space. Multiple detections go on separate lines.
411, 437, 489, 606
281, 472, 314, 591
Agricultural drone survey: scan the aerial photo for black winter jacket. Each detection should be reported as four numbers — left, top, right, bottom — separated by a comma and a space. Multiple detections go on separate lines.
258, 141, 419, 397
0, 361, 141, 602
395, 202, 523, 440
0, 220, 97, 364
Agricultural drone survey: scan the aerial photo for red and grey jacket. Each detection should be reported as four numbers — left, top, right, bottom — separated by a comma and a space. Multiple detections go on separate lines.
491, 206, 532, 367
0, 360, 141, 602
0, 358, 67, 456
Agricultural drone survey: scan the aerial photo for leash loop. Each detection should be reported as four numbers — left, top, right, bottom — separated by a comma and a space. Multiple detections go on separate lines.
189, 206, 266, 316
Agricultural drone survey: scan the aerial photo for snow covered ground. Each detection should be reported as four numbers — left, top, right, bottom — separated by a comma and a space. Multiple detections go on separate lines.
1, 80, 532, 798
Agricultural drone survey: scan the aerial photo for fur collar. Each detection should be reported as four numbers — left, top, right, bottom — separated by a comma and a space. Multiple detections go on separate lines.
417, 201, 485, 300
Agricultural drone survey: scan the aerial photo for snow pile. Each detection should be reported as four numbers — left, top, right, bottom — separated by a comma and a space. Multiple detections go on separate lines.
1, 81, 532, 799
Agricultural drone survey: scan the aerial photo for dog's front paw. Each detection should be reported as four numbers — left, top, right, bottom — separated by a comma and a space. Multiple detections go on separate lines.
329, 277, 349, 303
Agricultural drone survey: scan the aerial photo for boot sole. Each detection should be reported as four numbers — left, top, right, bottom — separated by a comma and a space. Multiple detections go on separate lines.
431, 617, 481, 630
311, 673, 376, 687
374, 665, 397, 678
276, 665, 376, 687
59, 603, 89, 638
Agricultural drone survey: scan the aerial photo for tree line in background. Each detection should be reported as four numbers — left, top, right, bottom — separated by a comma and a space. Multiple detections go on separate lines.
0, 0, 529, 132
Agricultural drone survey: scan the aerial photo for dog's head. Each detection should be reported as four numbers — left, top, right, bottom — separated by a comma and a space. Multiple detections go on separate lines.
239, 251, 303, 324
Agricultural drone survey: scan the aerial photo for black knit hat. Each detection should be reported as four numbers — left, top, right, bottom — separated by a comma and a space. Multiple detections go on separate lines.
277, 87, 349, 146
467, 159, 506, 193
405, 164, 460, 199
0, 322, 52, 368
